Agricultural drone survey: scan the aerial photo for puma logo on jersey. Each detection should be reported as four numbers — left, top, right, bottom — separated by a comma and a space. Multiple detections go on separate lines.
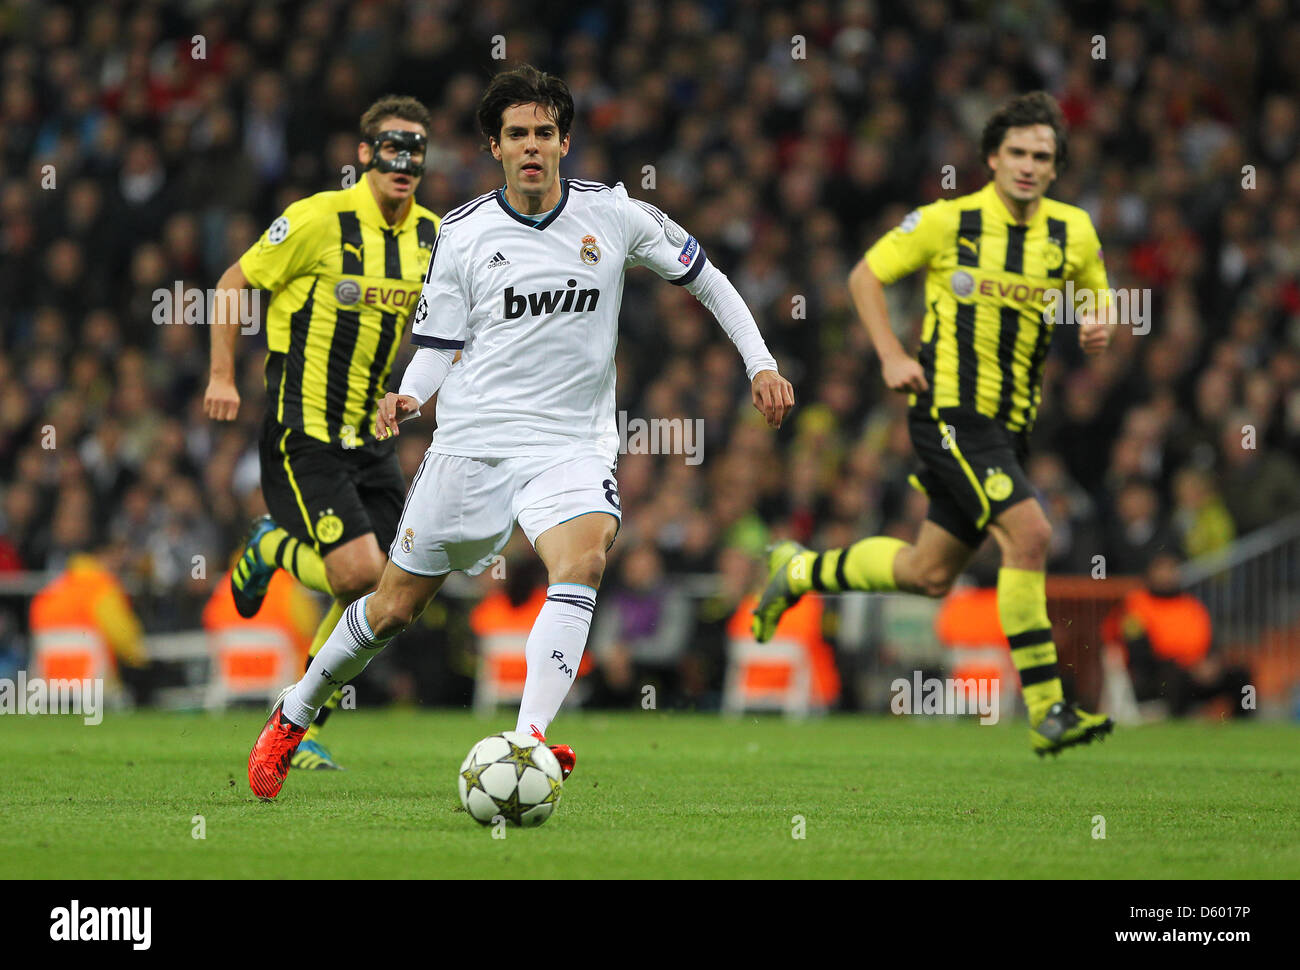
503, 281, 600, 319
343, 241, 364, 261
958, 236, 979, 254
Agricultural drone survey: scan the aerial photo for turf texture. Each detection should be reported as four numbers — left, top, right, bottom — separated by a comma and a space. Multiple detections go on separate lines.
2, 710, 1297, 879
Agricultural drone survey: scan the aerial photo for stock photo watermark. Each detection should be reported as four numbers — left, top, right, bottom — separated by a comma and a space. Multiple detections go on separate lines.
0, 672, 103, 725
890, 671, 1001, 725
618, 411, 704, 465
1042, 281, 1151, 334
152, 283, 261, 335
50, 901, 150, 950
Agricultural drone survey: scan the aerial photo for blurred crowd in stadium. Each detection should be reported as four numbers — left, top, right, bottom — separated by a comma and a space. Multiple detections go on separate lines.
2, 0, 1299, 709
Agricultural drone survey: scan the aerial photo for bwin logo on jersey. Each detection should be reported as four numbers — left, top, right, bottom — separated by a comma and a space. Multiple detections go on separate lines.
504, 280, 600, 319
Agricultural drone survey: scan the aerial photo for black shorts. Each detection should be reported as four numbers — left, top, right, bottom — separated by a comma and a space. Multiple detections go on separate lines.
906, 408, 1035, 549
258, 413, 406, 556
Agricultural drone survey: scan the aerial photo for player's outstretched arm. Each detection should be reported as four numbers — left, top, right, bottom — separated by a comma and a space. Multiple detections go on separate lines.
619, 188, 793, 427
848, 257, 928, 394
1073, 220, 1114, 356
681, 262, 792, 426
375, 393, 422, 439
204, 260, 250, 421
751, 369, 795, 429
376, 345, 457, 438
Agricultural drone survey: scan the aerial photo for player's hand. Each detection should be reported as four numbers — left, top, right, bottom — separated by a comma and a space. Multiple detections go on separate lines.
881, 354, 929, 393
375, 392, 421, 439
752, 370, 794, 429
204, 374, 240, 421
1078, 320, 1112, 356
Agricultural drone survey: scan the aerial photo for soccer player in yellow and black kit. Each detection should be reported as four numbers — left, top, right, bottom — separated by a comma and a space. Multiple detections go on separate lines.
204, 96, 439, 769
753, 92, 1115, 755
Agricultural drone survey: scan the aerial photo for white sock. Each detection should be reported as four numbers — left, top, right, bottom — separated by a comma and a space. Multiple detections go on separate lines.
282, 594, 391, 727
515, 583, 596, 738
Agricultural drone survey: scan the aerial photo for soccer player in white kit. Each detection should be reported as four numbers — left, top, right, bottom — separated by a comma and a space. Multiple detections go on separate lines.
249, 65, 794, 799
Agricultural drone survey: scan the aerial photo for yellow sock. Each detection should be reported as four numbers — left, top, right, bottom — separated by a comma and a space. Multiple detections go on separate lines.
789, 537, 905, 595
997, 567, 1064, 724
259, 527, 331, 595
303, 600, 345, 739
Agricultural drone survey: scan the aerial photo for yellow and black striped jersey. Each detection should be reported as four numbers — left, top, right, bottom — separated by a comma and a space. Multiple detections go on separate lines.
240, 179, 440, 447
866, 181, 1109, 433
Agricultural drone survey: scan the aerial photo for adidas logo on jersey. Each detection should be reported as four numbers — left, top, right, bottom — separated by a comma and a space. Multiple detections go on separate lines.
486, 251, 511, 268
504, 281, 601, 319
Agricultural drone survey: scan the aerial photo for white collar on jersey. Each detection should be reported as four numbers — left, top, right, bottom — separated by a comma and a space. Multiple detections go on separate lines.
494, 178, 570, 231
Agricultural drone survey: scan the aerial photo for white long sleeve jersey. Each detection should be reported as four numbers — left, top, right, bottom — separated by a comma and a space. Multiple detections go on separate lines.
410, 178, 776, 464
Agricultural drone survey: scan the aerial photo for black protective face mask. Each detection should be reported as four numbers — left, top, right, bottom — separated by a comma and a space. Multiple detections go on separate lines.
365, 130, 427, 177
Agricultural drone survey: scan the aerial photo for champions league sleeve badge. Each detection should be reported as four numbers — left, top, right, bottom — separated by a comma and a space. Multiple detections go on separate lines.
266, 215, 290, 245
663, 218, 687, 246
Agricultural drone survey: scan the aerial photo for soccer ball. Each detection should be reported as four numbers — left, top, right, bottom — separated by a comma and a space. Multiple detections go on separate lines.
458, 731, 564, 827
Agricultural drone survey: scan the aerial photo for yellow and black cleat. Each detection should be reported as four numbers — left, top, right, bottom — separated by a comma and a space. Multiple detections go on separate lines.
750, 540, 809, 643
231, 515, 279, 619
1031, 701, 1114, 756
290, 739, 343, 771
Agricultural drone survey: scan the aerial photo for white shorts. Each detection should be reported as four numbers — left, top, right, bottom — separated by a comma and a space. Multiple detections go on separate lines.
389, 451, 621, 576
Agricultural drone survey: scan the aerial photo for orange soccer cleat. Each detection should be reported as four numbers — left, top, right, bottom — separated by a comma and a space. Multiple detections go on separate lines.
530, 729, 576, 780
248, 698, 307, 799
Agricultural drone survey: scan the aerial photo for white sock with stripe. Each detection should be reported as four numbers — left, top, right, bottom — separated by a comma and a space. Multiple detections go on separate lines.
515, 583, 597, 738
282, 594, 391, 727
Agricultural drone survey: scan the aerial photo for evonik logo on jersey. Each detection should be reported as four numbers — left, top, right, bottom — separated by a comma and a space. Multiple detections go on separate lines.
503, 280, 600, 319
333, 280, 422, 309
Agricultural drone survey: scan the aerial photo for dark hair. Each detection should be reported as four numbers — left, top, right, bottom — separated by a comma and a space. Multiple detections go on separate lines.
360, 95, 431, 139
980, 91, 1068, 171
477, 64, 574, 146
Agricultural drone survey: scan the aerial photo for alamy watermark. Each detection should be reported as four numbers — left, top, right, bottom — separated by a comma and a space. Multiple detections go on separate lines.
50, 900, 150, 950
0, 672, 103, 725
152, 283, 261, 335
1043, 281, 1150, 335
618, 410, 704, 465
890, 671, 1000, 725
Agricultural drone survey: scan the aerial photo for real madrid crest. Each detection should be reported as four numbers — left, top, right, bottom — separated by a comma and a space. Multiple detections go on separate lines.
400, 527, 415, 554
580, 234, 601, 265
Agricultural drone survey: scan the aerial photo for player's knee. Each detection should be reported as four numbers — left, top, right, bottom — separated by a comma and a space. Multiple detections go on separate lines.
917, 564, 956, 599
331, 573, 376, 605
553, 548, 606, 588
327, 558, 383, 604
1008, 517, 1052, 565
363, 590, 417, 639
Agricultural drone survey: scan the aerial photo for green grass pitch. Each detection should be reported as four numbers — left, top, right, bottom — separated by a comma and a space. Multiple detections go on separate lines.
3, 710, 1297, 879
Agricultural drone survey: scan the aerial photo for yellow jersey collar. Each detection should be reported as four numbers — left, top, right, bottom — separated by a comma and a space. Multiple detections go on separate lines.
981, 181, 1047, 229
350, 175, 416, 233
